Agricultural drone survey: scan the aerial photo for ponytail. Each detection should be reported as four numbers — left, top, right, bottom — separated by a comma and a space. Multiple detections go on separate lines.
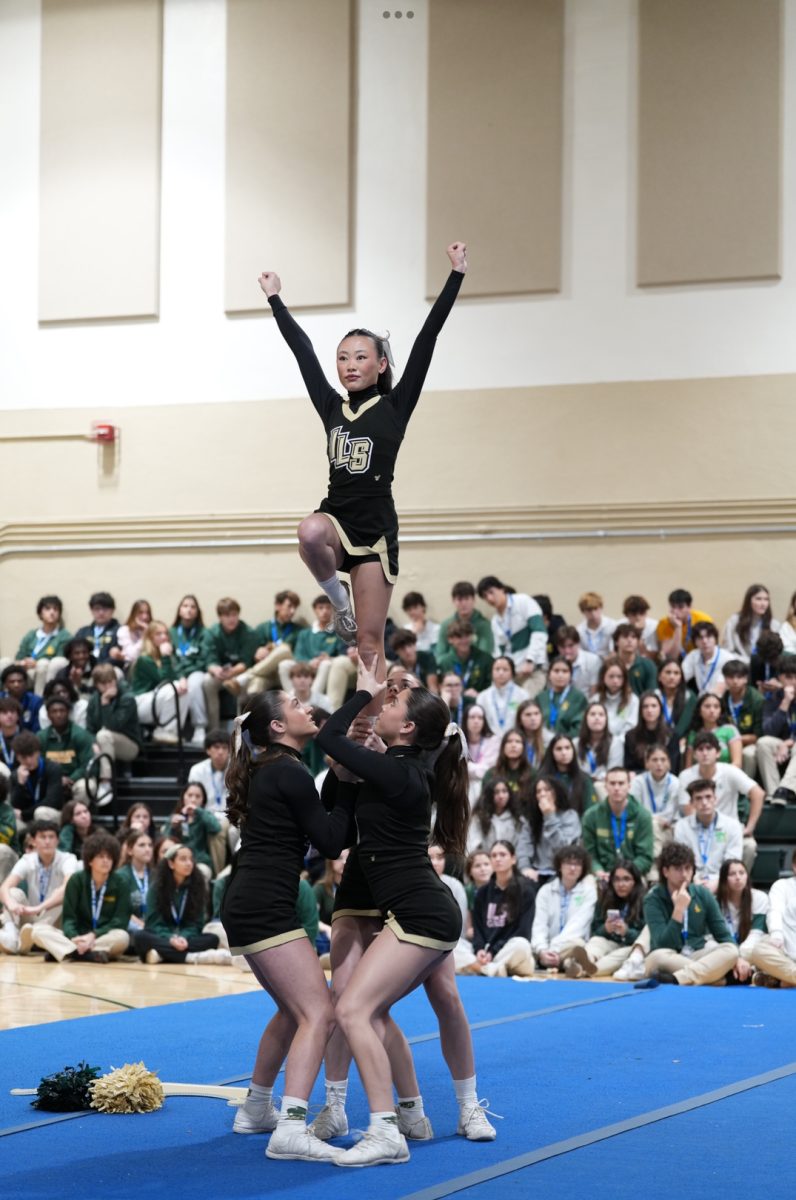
404, 688, 470, 857
225, 691, 289, 828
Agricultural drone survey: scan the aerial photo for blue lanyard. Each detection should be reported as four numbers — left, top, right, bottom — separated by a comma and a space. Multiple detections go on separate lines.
722, 905, 740, 944
38, 863, 53, 904
0, 733, 13, 768
559, 883, 571, 932
175, 625, 196, 656
501, 596, 514, 647
696, 816, 717, 866
171, 888, 188, 929
548, 686, 569, 728
132, 868, 149, 914
729, 698, 744, 725
32, 630, 53, 657
90, 879, 108, 930
454, 658, 474, 688
698, 651, 720, 691
526, 745, 536, 767
659, 692, 675, 725
586, 747, 597, 774
453, 698, 464, 725
644, 773, 673, 814
610, 809, 628, 851
681, 904, 689, 944
25, 760, 46, 801
491, 685, 514, 731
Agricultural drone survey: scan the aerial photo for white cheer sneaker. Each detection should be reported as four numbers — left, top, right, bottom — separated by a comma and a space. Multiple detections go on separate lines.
265, 1121, 341, 1162
335, 1123, 410, 1167
308, 1102, 349, 1140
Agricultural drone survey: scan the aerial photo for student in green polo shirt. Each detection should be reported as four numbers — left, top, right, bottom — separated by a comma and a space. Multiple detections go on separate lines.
136, 844, 229, 965
389, 630, 438, 692
31, 830, 131, 962
14, 595, 72, 696
581, 767, 654, 882
535, 658, 588, 737
246, 590, 308, 695
162, 782, 221, 878
640, 841, 738, 986
436, 619, 494, 698
613, 624, 658, 697
720, 659, 763, 780
86, 664, 142, 799
435, 581, 494, 659
38, 696, 95, 802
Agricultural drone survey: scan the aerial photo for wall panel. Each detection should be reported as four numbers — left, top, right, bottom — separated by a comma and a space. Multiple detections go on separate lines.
225, 0, 353, 312
638, 0, 781, 286
39, 0, 162, 322
426, 0, 564, 298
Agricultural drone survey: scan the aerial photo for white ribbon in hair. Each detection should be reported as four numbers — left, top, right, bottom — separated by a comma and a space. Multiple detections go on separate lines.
445, 721, 470, 762
232, 711, 251, 756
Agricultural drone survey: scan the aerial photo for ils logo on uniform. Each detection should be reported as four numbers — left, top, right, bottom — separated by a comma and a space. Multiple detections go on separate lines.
328, 426, 373, 474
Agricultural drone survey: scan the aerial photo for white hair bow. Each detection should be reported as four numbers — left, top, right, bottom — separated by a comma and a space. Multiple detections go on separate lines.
445, 722, 470, 762
232, 711, 251, 756
380, 331, 396, 369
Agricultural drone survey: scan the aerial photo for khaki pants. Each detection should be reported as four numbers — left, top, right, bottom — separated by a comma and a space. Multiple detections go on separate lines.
0, 844, 19, 887
582, 936, 634, 976
32, 924, 129, 961
756, 736, 796, 795
4, 885, 63, 931
645, 940, 738, 985
95, 729, 140, 776
208, 815, 230, 878
747, 936, 796, 985
521, 666, 546, 699
742, 743, 758, 782
246, 644, 293, 695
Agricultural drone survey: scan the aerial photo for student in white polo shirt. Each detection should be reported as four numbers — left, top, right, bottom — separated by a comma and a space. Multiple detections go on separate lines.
682, 622, 733, 696
576, 592, 617, 661
673, 778, 742, 893
678, 731, 764, 872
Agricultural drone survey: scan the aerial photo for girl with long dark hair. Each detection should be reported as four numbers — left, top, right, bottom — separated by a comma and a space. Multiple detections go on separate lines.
136, 845, 226, 965
684, 692, 742, 767
595, 656, 638, 738
562, 859, 645, 978
482, 727, 535, 799
575, 700, 624, 784
516, 698, 548, 770
258, 244, 467, 696
313, 662, 480, 1166
538, 735, 597, 814
623, 691, 680, 774
463, 703, 499, 806
459, 840, 536, 978
656, 658, 697, 740
219, 690, 355, 1163
467, 776, 532, 868
524, 776, 581, 885
716, 858, 769, 983
722, 584, 779, 663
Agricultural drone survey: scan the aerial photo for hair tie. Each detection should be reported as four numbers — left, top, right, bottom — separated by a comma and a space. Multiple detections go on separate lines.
445, 722, 470, 762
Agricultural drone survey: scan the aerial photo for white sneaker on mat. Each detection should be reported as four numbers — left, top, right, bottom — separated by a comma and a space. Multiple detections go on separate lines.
308, 1102, 348, 1140
332, 583, 358, 646
613, 956, 645, 982
396, 1107, 434, 1139
185, 949, 232, 965
335, 1124, 409, 1167
0, 922, 20, 954
233, 1094, 279, 1134
457, 1100, 499, 1141
266, 1121, 341, 1162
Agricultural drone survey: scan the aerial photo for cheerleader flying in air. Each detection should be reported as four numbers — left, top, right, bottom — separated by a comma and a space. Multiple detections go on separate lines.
258, 242, 468, 680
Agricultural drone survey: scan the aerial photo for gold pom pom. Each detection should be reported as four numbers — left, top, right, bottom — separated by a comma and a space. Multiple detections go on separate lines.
89, 1062, 165, 1114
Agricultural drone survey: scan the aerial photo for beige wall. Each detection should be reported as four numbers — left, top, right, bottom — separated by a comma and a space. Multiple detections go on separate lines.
2, 372, 795, 651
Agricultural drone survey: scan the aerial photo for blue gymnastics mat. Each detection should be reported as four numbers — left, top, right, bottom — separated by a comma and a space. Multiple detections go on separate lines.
1, 980, 793, 1200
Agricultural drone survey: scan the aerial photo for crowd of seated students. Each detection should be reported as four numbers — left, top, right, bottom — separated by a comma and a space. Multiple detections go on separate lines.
2, 577, 796, 987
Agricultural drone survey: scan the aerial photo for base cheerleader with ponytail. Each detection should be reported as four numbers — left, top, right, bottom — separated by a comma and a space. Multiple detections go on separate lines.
220, 691, 354, 1165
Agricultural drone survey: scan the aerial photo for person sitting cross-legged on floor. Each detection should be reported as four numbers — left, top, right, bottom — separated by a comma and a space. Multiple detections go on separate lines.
30, 830, 130, 963
562, 859, 646, 979
531, 844, 597, 973
457, 840, 537, 977
715, 858, 768, 985
746, 846, 796, 988
640, 842, 738, 986
0, 819, 78, 954
135, 844, 230, 966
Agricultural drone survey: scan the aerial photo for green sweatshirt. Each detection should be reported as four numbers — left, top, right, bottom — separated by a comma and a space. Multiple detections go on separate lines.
169, 624, 210, 677
644, 882, 734, 953
435, 647, 494, 694
162, 806, 220, 869
143, 883, 205, 939
293, 626, 347, 661
536, 686, 589, 737
130, 653, 177, 696
62, 869, 132, 938
721, 686, 763, 738
627, 656, 658, 697
16, 627, 72, 660
581, 796, 654, 875
86, 687, 142, 747
254, 618, 306, 653
436, 610, 494, 658
38, 722, 94, 781
204, 621, 259, 670
590, 907, 645, 946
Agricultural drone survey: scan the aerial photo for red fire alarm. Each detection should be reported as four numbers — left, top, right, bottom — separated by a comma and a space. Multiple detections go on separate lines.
89, 422, 117, 443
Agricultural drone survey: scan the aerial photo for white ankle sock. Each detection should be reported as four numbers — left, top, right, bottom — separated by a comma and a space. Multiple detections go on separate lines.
371, 1111, 399, 1130
279, 1095, 308, 1124
397, 1094, 426, 1120
319, 574, 350, 611
629, 947, 644, 963
247, 1082, 273, 1106
453, 1075, 478, 1109
325, 1079, 348, 1106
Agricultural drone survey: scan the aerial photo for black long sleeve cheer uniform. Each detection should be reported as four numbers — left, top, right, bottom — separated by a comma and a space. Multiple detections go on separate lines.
316, 692, 462, 950
268, 270, 464, 583
221, 747, 354, 954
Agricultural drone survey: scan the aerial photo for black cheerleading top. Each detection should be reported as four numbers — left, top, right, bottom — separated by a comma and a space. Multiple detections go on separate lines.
267, 271, 464, 572
316, 691, 462, 947
220, 746, 354, 953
